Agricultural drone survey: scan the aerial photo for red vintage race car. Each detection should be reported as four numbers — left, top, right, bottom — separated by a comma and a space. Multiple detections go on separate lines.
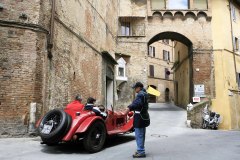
37, 106, 134, 153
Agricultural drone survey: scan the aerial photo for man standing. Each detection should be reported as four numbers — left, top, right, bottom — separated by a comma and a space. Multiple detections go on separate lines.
125, 82, 150, 158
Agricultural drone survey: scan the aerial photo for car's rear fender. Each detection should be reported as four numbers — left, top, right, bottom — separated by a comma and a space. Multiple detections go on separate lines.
75, 116, 105, 134
62, 112, 95, 141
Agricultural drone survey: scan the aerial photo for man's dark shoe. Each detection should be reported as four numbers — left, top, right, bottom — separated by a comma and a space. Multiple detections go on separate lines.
133, 152, 146, 158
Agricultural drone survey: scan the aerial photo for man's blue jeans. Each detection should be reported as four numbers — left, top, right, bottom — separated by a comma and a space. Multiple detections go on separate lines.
134, 127, 146, 154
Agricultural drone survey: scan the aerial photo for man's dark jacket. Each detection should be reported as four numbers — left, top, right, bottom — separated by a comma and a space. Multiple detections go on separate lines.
128, 89, 150, 128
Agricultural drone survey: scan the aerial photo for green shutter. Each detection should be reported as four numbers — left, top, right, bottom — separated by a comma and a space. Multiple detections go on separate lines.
194, 0, 207, 9
151, 0, 165, 10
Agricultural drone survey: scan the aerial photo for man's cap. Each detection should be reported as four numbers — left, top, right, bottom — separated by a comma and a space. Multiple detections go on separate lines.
87, 97, 96, 104
132, 82, 144, 89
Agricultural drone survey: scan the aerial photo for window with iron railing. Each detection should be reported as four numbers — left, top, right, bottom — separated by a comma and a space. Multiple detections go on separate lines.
121, 22, 130, 36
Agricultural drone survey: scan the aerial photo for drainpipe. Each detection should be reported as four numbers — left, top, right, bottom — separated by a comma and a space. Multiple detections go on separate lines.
47, 0, 56, 59
229, 0, 238, 83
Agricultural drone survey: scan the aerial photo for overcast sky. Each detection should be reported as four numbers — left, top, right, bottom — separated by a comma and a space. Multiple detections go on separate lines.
168, 0, 188, 9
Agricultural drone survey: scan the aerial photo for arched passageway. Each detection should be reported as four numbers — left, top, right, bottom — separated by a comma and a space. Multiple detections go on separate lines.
147, 32, 193, 107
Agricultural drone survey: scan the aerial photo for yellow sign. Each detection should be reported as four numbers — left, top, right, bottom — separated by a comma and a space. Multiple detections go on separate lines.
147, 86, 161, 97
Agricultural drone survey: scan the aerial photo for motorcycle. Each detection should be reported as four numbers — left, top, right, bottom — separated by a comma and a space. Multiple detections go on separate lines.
202, 105, 221, 130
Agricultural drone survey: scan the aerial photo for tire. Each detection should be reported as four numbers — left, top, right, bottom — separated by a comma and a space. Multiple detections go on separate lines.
38, 109, 72, 143
202, 121, 207, 129
213, 123, 218, 130
83, 121, 106, 153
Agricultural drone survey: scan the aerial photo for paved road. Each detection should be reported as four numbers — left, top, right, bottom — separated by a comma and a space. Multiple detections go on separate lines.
0, 103, 240, 160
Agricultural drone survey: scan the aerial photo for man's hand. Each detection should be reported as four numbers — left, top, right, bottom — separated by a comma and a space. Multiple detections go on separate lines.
124, 108, 130, 115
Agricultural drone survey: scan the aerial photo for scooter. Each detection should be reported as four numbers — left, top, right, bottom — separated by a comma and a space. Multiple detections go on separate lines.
202, 105, 221, 130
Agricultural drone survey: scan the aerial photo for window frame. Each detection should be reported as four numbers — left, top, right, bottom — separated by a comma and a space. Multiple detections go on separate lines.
118, 67, 124, 77
193, 0, 208, 10
231, 4, 236, 22
149, 65, 155, 77
121, 22, 131, 36
163, 50, 170, 61
148, 46, 156, 57
151, 0, 209, 10
234, 37, 240, 52
168, 0, 189, 10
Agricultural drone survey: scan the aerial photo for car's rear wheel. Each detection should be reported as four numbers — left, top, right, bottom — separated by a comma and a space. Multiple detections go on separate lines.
83, 121, 106, 153
38, 109, 72, 144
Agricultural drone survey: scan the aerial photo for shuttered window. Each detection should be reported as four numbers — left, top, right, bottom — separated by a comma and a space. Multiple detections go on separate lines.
234, 37, 240, 51
163, 50, 170, 61
193, 0, 207, 9
148, 46, 156, 57
149, 65, 155, 77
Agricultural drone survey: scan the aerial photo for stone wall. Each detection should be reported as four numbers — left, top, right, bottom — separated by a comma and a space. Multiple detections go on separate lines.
187, 100, 210, 128
174, 42, 190, 108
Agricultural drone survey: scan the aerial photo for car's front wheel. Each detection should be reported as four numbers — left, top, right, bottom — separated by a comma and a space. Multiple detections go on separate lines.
83, 121, 106, 153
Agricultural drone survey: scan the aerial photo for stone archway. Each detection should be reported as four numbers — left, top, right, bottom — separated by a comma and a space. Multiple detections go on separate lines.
148, 31, 192, 47
147, 31, 193, 107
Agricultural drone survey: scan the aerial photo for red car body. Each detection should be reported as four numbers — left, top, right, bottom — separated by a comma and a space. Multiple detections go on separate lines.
37, 103, 133, 152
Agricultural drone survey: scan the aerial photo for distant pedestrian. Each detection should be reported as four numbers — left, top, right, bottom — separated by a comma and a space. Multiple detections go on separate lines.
125, 82, 150, 158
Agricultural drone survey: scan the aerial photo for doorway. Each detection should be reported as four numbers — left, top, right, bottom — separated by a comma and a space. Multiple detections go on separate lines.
106, 66, 114, 110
